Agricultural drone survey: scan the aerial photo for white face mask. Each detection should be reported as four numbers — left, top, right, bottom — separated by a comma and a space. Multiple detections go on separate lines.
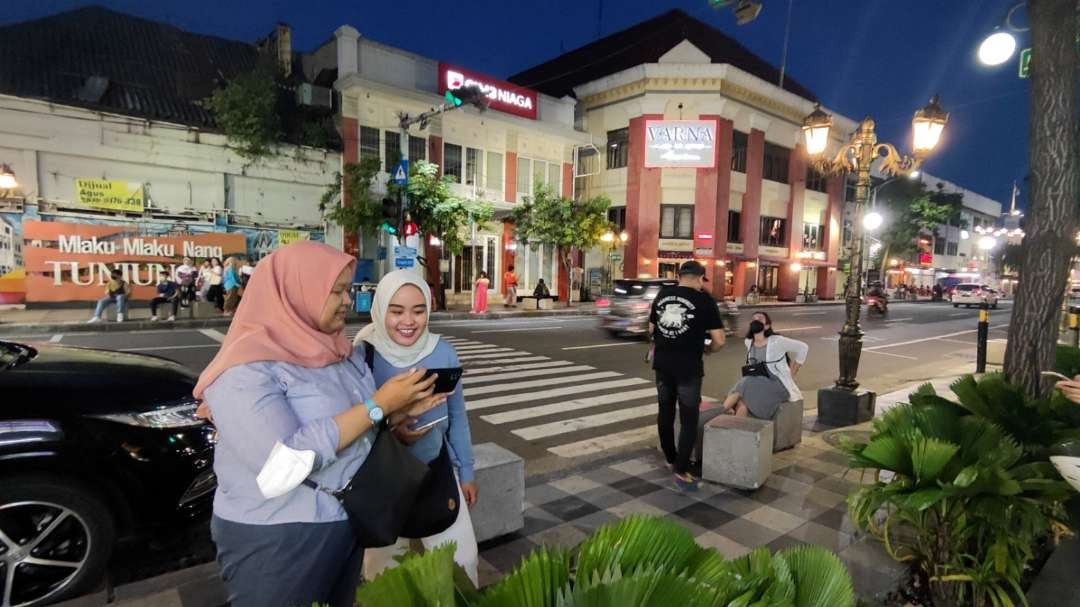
255, 441, 316, 500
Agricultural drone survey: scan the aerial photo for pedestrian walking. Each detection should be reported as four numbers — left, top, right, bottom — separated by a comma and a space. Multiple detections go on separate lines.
197, 259, 213, 302
223, 257, 243, 316
176, 256, 197, 309
150, 274, 180, 321
503, 265, 518, 307
194, 241, 442, 607
648, 260, 726, 491
239, 257, 254, 288
87, 268, 131, 323
472, 271, 489, 314
206, 257, 225, 313
356, 271, 479, 586
719, 312, 808, 419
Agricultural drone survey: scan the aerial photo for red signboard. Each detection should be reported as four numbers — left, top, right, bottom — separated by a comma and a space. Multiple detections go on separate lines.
438, 63, 538, 120
919, 252, 933, 266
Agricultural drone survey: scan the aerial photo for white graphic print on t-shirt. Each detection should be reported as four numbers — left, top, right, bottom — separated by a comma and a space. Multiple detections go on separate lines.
655, 296, 697, 338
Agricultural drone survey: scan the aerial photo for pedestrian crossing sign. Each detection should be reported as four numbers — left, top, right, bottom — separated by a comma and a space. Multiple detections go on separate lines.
392, 160, 409, 185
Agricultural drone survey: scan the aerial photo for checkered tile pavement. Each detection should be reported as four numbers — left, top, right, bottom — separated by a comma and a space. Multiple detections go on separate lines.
474, 436, 866, 586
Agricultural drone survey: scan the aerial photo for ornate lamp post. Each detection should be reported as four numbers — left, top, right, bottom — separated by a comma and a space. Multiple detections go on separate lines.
804, 97, 948, 418
600, 230, 628, 292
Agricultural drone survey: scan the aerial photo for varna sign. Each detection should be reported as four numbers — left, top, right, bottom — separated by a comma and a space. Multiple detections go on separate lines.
644, 120, 717, 168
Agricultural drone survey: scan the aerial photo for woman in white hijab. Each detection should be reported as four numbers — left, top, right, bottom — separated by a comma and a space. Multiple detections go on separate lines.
355, 270, 479, 586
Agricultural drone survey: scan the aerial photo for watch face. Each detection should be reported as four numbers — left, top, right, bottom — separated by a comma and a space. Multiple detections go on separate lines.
369, 406, 384, 423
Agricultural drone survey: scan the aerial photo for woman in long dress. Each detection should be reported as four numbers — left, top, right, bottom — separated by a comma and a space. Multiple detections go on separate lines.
722, 311, 809, 419
472, 271, 490, 314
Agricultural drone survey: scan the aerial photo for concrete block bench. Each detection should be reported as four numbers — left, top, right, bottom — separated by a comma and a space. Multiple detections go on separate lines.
702, 416, 773, 490
468, 442, 525, 543
673, 399, 803, 461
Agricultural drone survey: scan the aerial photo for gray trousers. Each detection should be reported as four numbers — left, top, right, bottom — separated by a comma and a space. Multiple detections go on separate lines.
211, 516, 363, 607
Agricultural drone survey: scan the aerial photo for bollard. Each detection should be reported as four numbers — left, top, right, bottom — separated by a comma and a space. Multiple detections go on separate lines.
1070, 305, 1080, 347
976, 302, 990, 374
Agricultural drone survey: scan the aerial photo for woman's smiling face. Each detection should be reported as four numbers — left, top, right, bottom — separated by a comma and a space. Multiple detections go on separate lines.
385, 284, 427, 346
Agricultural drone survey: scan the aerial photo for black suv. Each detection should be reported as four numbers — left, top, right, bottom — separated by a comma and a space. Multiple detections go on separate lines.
597, 279, 738, 337
0, 340, 216, 606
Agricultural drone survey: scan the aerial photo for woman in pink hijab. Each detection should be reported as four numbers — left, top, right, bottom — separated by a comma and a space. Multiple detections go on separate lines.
195, 241, 441, 607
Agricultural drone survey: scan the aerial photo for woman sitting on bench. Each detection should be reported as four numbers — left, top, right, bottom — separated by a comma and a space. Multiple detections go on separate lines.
533, 279, 551, 299
722, 311, 808, 419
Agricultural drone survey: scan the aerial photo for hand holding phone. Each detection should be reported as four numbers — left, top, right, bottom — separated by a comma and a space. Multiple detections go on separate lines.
409, 415, 448, 433
422, 367, 463, 394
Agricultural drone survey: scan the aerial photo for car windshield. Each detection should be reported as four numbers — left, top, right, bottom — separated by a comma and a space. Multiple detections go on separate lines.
613, 280, 650, 297
956, 285, 979, 292
0, 341, 37, 371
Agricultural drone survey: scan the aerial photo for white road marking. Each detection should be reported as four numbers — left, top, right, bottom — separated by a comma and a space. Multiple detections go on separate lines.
464, 371, 623, 397
562, 342, 640, 351
450, 344, 501, 351
548, 426, 656, 458
865, 324, 1009, 351
777, 326, 823, 332
48, 334, 63, 343
937, 338, 975, 345
949, 312, 969, 317
467, 378, 650, 410
513, 404, 656, 440
480, 388, 658, 424
464, 356, 549, 366
463, 365, 595, 385
863, 350, 919, 360
472, 326, 564, 334
792, 311, 828, 316
465, 360, 573, 376
199, 329, 226, 342
120, 344, 220, 352
457, 349, 520, 360
884, 318, 913, 323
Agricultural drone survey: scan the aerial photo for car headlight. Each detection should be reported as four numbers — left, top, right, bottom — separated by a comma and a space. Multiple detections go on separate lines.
92, 398, 205, 428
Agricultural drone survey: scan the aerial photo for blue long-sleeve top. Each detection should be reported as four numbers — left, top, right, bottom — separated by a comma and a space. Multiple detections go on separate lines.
367, 338, 475, 483
203, 349, 377, 525
223, 267, 242, 290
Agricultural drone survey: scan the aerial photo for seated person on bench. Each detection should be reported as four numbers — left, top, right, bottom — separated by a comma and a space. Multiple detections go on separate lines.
533, 279, 551, 299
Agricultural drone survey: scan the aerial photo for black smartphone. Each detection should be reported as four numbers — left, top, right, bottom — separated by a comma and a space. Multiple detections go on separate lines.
422, 367, 464, 394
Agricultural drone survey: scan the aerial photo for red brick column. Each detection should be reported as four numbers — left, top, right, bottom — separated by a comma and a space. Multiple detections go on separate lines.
562, 162, 573, 199
779, 143, 806, 301
428, 137, 443, 175
817, 174, 845, 299
625, 114, 663, 278
733, 260, 749, 302
505, 152, 517, 204
739, 129, 765, 261
341, 117, 359, 257
696, 116, 734, 290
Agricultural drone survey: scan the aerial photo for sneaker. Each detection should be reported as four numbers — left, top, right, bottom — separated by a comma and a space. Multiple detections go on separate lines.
673, 472, 701, 492
663, 461, 675, 472
167, 315, 175, 322
116, 313, 124, 322
150, 315, 158, 321
87, 317, 101, 324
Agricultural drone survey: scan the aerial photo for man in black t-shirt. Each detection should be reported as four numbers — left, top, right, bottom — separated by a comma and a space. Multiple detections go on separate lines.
648, 260, 726, 490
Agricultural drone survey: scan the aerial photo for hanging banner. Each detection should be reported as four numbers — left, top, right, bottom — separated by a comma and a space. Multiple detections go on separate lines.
74, 179, 145, 213
277, 229, 310, 246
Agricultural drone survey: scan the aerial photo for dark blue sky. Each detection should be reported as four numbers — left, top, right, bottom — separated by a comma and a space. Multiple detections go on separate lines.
8, 0, 1029, 208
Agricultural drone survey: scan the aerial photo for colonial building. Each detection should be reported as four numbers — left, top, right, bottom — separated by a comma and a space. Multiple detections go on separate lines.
510, 9, 857, 302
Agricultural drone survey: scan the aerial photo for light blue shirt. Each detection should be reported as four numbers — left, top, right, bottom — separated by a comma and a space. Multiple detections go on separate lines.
368, 339, 475, 483
223, 267, 242, 290
205, 349, 376, 525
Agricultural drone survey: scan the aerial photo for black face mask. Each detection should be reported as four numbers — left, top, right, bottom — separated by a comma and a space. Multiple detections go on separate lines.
749, 320, 766, 335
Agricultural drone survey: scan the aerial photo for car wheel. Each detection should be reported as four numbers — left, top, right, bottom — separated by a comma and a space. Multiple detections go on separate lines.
0, 477, 115, 607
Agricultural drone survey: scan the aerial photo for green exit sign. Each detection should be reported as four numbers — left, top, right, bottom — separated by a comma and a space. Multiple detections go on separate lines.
1019, 47, 1031, 78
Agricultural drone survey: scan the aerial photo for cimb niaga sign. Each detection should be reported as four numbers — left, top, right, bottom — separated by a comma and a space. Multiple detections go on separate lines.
644, 120, 717, 168
439, 63, 538, 120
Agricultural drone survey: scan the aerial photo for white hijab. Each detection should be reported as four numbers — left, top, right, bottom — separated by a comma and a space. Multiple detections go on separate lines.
354, 270, 440, 368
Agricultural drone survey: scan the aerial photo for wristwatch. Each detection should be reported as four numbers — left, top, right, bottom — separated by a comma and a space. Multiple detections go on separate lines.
363, 398, 384, 423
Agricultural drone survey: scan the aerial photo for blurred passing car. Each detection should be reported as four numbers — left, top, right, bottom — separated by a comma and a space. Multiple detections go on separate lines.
950, 283, 999, 309
597, 278, 737, 337
0, 340, 216, 606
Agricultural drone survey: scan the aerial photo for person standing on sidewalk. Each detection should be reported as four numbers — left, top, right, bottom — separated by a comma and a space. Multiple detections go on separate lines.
472, 271, 490, 314
223, 257, 243, 316
648, 260, 726, 491
503, 265, 518, 308
88, 268, 131, 323
207, 257, 225, 313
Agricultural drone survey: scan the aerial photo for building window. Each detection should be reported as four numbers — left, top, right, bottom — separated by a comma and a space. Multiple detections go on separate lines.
465, 148, 481, 186
731, 130, 748, 173
757, 264, 780, 295
486, 151, 503, 193
384, 131, 401, 172
608, 207, 627, 231
934, 238, 946, 255
806, 167, 828, 193
802, 224, 823, 250
443, 143, 463, 183
660, 205, 693, 239
533, 160, 548, 189
607, 128, 629, 169
946, 242, 958, 256
760, 216, 787, 247
517, 156, 531, 199
763, 143, 790, 183
728, 210, 742, 243
409, 135, 426, 161
578, 147, 599, 176
360, 126, 380, 163
548, 163, 562, 196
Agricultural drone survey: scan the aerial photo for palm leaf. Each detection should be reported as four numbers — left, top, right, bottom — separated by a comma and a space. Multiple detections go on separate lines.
355, 543, 457, 607
859, 436, 911, 475
723, 547, 795, 605
780, 544, 855, 607
950, 375, 994, 418
911, 437, 959, 485
473, 546, 571, 607
574, 517, 702, 584
557, 566, 728, 607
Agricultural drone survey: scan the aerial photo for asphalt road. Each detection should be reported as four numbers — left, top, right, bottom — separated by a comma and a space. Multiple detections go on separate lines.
9, 300, 1012, 476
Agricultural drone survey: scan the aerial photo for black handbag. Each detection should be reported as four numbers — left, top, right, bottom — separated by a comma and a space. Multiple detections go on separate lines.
741, 345, 783, 378
302, 343, 460, 547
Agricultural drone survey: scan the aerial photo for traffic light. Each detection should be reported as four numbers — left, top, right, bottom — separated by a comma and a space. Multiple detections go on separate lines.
444, 85, 489, 112
381, 196, 400, 235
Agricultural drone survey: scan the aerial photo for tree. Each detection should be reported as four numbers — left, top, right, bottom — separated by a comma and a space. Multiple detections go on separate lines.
511, 183, 612, 307
319, 156, 384, 239
1004, 0, 1079, 398
206, 66, 282, 160
870, 180, 960, 273
399, 161, 494, 257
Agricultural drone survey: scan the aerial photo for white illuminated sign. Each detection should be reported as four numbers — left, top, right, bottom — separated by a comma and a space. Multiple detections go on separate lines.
644, 120, 717, 168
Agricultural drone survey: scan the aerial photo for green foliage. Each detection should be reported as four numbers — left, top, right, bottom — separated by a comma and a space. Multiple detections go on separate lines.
397, 160, 494, 257
839, 376, 1075, 606
206, 66, 282, 160
320, 157, 384, 238
301, 119, 333, 149
869, 180, 964, 271
511, 183, 612, 305
356, 516, 854, 607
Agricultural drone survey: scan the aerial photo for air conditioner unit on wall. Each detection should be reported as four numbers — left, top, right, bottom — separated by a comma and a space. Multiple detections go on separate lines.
297, 83, 333, 109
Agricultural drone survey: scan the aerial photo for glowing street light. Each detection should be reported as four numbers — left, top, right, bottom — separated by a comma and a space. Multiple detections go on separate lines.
960, 230, 970, 240
978, 236, 998, 251
863, 211, 883, 231
0, 164, 17, 190
978, 30, 1018, 66
790, 262, 803, 273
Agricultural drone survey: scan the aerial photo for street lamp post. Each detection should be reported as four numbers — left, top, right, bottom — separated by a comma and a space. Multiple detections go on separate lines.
803, 97, 948, 414
600, 230, 628, 292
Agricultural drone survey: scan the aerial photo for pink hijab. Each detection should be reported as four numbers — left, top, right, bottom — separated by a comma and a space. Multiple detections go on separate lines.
193, 241, 355, 401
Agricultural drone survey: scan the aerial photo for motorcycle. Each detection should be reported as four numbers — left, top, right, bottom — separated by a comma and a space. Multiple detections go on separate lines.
866, 295, 888, 316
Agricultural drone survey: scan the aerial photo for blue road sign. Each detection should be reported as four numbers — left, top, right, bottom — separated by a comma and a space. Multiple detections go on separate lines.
394, 256, 416, 269
392, 159, 409, 185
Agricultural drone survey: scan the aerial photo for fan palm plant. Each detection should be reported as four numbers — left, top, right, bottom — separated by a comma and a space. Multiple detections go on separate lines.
839, 386, 1073, 607
353, 516, 854, 607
